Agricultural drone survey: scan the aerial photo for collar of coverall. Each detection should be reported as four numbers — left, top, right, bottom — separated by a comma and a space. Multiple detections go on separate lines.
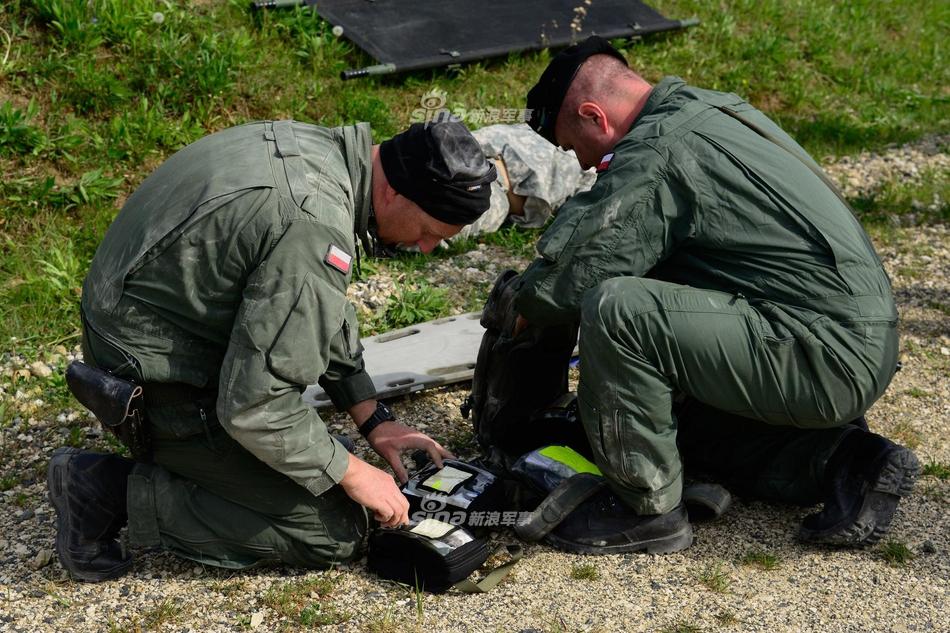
339, 121, 375, 255
624, 76, 686, 135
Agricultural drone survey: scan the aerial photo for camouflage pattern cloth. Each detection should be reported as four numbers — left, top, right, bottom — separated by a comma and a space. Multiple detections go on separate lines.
451, 124, 596, 241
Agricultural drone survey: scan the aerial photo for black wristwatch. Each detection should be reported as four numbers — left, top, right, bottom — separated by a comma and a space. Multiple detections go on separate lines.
358, 401, 394, 438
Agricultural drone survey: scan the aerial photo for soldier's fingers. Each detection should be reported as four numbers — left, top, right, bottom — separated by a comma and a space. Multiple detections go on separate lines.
390, 495, 409, 527
374, 507, 394, 525
425, 442, 452, 469
380, 498, 402, 528
389, 457, 409, 485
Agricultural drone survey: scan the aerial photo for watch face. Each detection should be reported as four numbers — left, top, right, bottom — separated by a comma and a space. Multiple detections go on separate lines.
377, 402, 393, 420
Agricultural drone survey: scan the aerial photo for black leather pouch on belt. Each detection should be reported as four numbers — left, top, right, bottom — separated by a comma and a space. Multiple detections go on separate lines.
65, 360, 152, 462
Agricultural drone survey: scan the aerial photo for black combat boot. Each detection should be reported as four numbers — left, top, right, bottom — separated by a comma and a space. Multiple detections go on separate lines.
798, 431, 920, 546
47, 447, 135, 581
546, 489, 693, 555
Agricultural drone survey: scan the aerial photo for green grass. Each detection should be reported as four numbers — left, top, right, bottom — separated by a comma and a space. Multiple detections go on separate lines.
714, 611, 740, 626
569, 562, 600, 581
697, 562, 731, 593
849, 166, 949, 226
107, 599, 183, 633
922, 461, 950, 480
878, 540, 914, 567
738, 549, 781, 571
360, 280, 452, 335
262, 575, 350, 627
0, 0, 946, 349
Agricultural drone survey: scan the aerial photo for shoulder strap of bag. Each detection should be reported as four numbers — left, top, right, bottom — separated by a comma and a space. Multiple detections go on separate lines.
452, 544, 523, 594
514, 473, 609, 542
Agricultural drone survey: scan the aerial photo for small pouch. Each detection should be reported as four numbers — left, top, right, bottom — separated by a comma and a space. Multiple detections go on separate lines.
367, 519, 490, 593
401, 459, 509, 530
65, 360, 151, 461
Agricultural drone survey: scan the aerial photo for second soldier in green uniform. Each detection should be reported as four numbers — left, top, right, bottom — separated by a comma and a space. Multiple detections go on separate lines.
516, 37, 920, 554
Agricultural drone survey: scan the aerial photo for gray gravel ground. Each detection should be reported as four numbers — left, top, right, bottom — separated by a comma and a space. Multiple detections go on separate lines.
0, 139, 947, 632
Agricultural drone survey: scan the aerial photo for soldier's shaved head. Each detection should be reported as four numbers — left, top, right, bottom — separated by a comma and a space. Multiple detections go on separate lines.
553, 54, 653, 169
560, 54, 643, 125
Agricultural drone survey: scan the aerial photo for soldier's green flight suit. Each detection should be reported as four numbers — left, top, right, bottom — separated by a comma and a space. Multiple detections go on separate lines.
81, 121, 377, 568
515, 78, 898, 514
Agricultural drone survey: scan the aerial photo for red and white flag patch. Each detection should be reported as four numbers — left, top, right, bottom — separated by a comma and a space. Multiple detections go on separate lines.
596, 152, 614, 173
324, 244, 352, 274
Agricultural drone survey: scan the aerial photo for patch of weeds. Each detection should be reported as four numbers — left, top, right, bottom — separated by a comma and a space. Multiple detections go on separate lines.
445, 425, 477, 455
888, 421, 922, 450
59, 55, 134, 115
210, 578, 249, 596
738, 549, 781, 570
714, 611, 740, 626
878, 540, 914, 567
569, 562, 599, 581
263, 575, 350, 627
0, 236, 87, 344
697, 562, 731, 593
64, 425, 84, 448
366, 604, 400, 633
30, 0, 105, 50
106, 98, 203, 164
383, 282, 451, 330
140, 599, 184, 630
904, 387, 931, 398
851, 167, 949, 226
13, 491, 30, 507
659, 622, 703, 633
480, 225, 541, 258
924, 300, 950, 316
896, 266, 923, 280
3, 170, 123, 214
0, 99, 48, 156
0, 475, 17, 491
922, 461, 950, 480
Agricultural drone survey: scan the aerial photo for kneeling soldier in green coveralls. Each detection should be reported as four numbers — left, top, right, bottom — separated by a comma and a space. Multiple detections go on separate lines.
47, 120, 496, 581
516, 37, 920, 553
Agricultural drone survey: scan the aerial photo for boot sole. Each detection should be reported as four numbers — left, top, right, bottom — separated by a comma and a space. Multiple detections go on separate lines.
545, 522, 694, 555
48, 447, 132, 582
799, 446, 920, 546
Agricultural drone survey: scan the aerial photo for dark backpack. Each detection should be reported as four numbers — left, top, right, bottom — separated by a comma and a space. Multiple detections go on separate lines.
462, 270, 581, 467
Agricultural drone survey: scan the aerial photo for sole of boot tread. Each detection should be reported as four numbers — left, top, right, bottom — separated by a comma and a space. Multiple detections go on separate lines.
798, 447, 922, 546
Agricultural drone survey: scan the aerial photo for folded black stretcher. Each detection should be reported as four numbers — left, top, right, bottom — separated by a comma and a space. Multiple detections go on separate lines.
255, 0, 696, 79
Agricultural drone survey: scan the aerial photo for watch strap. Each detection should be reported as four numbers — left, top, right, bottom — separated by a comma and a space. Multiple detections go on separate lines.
359, 402, 394, 438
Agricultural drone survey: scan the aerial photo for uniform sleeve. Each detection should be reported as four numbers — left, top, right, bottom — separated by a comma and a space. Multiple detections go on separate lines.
514, 146, 695, 326
216, 219, 365, 497
318, 301, 377, 409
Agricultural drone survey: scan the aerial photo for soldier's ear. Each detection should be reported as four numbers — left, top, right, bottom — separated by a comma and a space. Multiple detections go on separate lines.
578, 101, 609, 134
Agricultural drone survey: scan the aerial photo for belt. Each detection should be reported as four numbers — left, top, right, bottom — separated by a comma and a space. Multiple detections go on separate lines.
141, 382, 218, 409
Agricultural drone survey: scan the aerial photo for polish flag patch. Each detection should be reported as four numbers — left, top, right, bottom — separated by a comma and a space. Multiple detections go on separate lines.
596, 153, 614, 173
324, 244, 352, 274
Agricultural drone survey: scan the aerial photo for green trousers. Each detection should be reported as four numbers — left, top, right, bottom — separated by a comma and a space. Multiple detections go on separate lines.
82, 324, 368, 570
578, 277, 898, 514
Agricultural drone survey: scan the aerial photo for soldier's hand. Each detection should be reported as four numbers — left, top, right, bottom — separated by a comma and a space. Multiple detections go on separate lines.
339, 454, 409, 528
366, 420, 454, 484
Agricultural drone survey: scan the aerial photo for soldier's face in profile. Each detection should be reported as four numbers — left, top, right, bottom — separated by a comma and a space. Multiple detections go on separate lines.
376, 195, 461, 253
554, 101, 619, 170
